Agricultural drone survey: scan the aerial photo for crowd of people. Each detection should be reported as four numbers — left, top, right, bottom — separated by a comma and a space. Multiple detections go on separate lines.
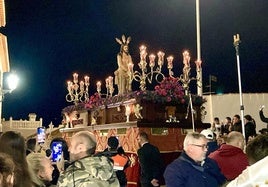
163, 106, 268, 187
0, 106, 268, 187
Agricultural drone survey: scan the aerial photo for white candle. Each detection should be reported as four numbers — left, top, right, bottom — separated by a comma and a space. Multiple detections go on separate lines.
96, 81, 101, 93
84, 76, 90, 86
73, 73, 78, 83
108, 76, 113, 87
105, 78, 109, 88
67, 81, 73, 93
183, 51, 190, 66
149, 54, 156, 67
79, 81, 84, 93
157, 51, 165, 67
167, 56, 174, 69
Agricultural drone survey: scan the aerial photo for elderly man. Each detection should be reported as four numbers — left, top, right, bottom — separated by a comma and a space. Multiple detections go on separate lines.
57, 131, 119, 187
164, 132, 226, 187
209, 131, 249, 180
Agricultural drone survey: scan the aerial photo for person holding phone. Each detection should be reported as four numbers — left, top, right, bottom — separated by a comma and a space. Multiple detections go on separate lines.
27, 152, 54, 187
37, 127, 46, 145
49, 138, 70, 186
57, 131, 119, 187
51, 142, 62, 162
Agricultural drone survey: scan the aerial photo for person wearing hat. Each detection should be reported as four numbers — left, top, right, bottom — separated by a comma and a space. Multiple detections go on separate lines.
200, 129, 219, 156
57, 131, 119, 187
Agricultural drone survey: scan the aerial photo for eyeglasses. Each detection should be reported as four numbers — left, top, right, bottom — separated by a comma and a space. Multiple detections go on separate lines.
190, 144, 208, 149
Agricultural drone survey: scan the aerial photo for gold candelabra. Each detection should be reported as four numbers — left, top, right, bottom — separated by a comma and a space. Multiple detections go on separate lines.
128, 45, 197, 95
128, 45, 165, 91
66, 73, 90, 104
95, 76, 114, 98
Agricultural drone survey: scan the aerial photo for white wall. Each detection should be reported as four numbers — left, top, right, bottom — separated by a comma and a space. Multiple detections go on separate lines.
202, 93, 268, 133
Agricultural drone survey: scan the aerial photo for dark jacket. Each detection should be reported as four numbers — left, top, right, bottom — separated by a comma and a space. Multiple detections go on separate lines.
207, 141, 219, 156
137, 143, 164, 184
209, 144, 249, 180
245, 121, 256, 143
164, 151, 226, 187
231, 121, 242, 133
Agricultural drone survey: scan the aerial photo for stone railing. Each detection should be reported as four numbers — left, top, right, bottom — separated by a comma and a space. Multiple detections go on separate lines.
8, 118, 42, 129
1, 116, 43, 138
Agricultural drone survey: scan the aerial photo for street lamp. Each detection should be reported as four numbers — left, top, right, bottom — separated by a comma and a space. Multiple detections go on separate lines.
0, 72, 19, 132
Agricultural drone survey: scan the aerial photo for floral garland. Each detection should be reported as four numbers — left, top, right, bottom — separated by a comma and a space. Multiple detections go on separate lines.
82, 76, 206, 111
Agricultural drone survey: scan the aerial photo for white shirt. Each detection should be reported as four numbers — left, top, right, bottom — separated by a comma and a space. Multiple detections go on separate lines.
227, 156, 268, 187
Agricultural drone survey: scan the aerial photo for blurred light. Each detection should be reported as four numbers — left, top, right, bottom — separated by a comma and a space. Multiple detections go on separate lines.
7, 72, 19, 91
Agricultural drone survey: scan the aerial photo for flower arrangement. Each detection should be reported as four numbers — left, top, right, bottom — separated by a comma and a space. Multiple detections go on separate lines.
83, 76, 206, 111
84, 93, 104, 109
154, 77, 185, 104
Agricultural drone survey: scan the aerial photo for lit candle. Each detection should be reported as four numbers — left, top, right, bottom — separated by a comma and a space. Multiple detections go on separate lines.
140, 49, 147, 61
108, 76, 113, 87
96, 81, 101, 93
84, 76, 90, 86
73, 73, 78, 83
105, 78, 109, 88
67, 81, 73, 93
157, 51, 165, 67
167, 56, 174, 69
183, 50, 190, 66
80, 81, 84, 92
149, 54, 156, 67
139, 45, 147, 52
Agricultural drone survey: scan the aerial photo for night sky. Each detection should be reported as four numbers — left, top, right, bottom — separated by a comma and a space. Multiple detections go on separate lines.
1, 0, 268, 127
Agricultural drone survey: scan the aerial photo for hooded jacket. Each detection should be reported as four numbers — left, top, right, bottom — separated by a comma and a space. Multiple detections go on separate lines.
209, 144, 249, 180
57, 155, 119, 187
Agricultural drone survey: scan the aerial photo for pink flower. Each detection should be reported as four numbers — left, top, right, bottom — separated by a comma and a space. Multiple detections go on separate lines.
166, 96, 172, 102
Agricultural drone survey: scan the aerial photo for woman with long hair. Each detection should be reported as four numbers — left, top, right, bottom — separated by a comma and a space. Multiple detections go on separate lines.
0, 131, 32, 187
27, 153, 54, 187
0, 152, 15, 187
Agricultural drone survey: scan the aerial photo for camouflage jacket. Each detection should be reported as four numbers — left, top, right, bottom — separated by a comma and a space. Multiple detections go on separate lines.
57, 155, 120, 187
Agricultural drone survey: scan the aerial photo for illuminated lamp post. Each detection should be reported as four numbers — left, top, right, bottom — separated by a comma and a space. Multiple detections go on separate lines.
0, 72, 19, 132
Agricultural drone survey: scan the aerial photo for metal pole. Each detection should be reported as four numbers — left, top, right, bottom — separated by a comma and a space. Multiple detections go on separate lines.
233, 34, 245, 138
209, 75, 212, 94
189, 93, 195, 132
196, 0, 203, 96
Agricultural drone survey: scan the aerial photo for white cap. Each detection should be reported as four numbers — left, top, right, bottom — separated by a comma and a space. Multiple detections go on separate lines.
200, 129, 214, 140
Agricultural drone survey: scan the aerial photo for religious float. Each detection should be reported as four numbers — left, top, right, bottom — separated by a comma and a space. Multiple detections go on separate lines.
59, 35, 209, 186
